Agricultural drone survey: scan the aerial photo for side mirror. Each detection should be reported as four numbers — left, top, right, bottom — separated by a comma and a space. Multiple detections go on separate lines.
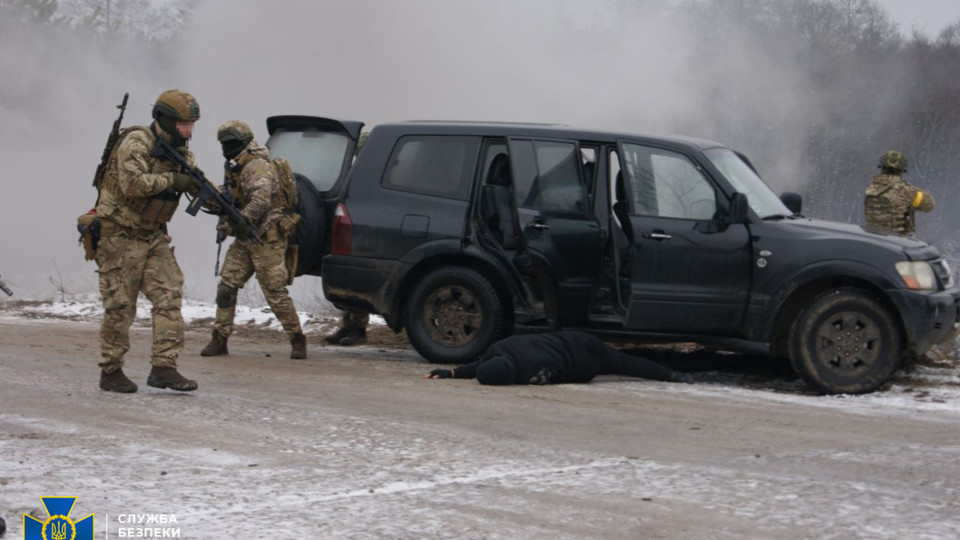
728, 192, 749, 224
781, 192, 802, 215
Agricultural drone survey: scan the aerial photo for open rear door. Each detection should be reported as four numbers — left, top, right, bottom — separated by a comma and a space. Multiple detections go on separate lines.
265, 116, 363, 276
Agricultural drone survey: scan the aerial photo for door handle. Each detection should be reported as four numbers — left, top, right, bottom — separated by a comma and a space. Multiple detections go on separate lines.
529, 221, 550, 231
643, 232, 672, 241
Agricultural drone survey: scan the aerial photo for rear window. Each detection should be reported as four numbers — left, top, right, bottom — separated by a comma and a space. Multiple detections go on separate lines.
267, 128, 350, 192
383, 136, 479, 200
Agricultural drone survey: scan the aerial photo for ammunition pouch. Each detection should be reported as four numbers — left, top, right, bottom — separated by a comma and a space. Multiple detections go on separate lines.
278, 211, 301, 239
77, 212, 101, 261
141, 189, 181, 225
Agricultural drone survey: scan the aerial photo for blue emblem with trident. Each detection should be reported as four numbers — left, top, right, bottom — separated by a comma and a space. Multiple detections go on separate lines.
23, 497, 94, 540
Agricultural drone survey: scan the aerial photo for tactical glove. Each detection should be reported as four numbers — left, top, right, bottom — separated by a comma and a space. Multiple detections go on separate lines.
171, 172, 194, 193
429, 369, 453, 379
230, 219, 250, 240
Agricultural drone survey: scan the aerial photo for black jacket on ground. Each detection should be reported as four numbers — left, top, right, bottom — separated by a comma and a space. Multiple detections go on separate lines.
450, 331, 674, 385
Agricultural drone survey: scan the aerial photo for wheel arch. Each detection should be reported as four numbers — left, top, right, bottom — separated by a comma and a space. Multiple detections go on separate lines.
392, 253, 516, 334
769, 275, 905, 357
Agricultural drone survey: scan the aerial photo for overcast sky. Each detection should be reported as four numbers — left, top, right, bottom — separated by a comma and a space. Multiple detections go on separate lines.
878, 0, 960, 37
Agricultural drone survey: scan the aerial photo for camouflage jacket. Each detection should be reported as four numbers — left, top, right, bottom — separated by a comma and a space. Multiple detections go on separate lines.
864, 174, 934, 236
227, 141, 284, 238
96, 124, 195, 232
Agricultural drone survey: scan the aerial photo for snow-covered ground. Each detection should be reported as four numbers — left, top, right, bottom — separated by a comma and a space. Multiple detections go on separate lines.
1, 299, 959, 538
0, 295, 386, 335
1, 296, 958, 414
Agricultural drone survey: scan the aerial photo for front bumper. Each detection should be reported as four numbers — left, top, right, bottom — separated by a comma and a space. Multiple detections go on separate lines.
887, 286, 960, 354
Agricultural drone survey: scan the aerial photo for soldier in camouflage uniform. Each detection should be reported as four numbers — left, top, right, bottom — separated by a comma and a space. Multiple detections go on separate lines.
325, 132, 370, 347
864, 150, 935, 236
201, 120, 307, 359
95, 89, 201, 393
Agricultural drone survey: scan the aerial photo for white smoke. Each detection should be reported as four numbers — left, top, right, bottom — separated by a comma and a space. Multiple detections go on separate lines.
0, 0, 926, 306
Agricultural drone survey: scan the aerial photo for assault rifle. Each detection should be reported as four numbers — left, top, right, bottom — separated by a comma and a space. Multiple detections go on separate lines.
92, 93, 129, 191
0, 274, 12, 296
213, 173, 238, 276
149, 136, 262, 246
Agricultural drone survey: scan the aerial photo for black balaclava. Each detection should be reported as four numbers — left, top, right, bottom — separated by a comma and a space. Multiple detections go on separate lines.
476, 355, 516, 385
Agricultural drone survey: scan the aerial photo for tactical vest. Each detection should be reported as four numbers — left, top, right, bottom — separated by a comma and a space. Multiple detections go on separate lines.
96, 127, 183, 232
864, 174, 912, 235
228, 150, 300, 238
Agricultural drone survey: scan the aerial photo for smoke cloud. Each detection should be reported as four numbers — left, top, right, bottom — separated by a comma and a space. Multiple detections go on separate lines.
2, 0, 955, 307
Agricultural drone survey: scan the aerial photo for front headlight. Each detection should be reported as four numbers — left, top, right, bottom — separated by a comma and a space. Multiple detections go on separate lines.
896, 261, 937, 290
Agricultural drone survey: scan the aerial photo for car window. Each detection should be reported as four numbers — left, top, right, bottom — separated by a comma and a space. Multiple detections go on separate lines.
509, 139, 589, 213
621, 143, 716, 220
267, 128, 350, 192
704, 147, 791, 219
383, 136, 479, 200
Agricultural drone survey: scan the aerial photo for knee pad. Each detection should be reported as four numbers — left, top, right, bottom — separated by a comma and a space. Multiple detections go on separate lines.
216, 282, 239, 309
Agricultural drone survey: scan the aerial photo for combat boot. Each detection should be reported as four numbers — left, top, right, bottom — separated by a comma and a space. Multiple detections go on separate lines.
200, 330, 228, 357
99, 369, 138, 393
290, 332, 307, 359
147, 366, 198, 392
339, 328, 367, 347
324, 327, 350, 345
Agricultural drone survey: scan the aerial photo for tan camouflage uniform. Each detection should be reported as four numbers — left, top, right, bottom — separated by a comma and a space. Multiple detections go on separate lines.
95, 126, 189, 373
213, 140, 302, 339
864, 173, 934, 236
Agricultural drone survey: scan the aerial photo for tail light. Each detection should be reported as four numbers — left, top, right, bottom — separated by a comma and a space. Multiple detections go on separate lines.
331, 203, 353, 255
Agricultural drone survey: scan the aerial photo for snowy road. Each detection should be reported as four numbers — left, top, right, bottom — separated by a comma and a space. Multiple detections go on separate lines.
1, 317, 959, 539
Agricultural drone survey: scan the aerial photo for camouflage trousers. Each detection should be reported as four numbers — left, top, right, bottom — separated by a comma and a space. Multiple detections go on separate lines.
214, 237, 302, 338
96, 231, 184, 372
341, 309, 369, 330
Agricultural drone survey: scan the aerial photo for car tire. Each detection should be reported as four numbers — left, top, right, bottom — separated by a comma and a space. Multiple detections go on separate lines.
789, 287, 901, 394
405, 267, 504, 364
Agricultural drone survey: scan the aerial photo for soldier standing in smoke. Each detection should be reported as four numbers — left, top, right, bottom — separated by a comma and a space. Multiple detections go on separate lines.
95, 89, 200, 393
864, 150, 935, 237
325, 132, 371, 347
201, 120, 307, 359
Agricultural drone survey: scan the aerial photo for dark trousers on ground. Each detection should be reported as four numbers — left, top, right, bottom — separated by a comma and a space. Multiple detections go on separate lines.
594, 343, 674, 382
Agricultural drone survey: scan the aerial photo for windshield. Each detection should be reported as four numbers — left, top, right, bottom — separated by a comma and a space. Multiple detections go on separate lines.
267, 128, 350, 192
704, 148, 791, 219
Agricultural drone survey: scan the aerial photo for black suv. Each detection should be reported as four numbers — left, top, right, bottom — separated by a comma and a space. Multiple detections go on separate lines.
265, 118, 960, 394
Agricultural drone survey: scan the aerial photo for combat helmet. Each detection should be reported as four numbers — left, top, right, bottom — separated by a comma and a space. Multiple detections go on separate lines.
879, 150, 908, 174
152, 89, 200, 145
217, 120, 254, 159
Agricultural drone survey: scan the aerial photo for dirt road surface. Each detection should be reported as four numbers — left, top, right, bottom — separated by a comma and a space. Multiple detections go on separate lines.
1, 319, 959, 539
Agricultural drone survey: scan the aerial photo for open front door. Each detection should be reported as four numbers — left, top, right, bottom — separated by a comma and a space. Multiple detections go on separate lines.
617, 141, 752, 335
265, 116, 363, 276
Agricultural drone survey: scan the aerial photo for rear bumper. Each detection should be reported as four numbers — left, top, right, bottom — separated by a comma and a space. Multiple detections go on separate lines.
887, 287, 960, 354
321, 255, 411, 325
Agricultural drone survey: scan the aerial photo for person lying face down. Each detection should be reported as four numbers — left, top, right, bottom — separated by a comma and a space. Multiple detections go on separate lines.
424, 331, 694, 385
